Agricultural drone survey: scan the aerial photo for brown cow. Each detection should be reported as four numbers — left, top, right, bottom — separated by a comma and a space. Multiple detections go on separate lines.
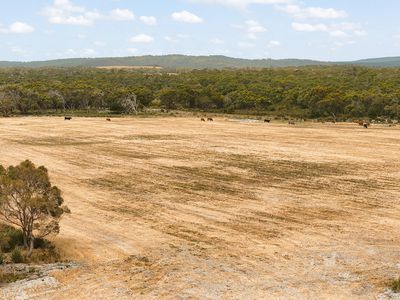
207, 118, 213, 122
288, 121, 295, 125
201, 118, 205, 122
106, 118, 111, 122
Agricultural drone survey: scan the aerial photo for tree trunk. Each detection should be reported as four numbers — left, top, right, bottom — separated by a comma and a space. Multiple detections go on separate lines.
27, 236, 34, 257
22, 231, 28, 249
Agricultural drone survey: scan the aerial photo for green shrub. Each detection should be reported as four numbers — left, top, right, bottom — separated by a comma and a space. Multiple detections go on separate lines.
33, 237, 48, 249
391, 277, 400, 293
0, 224, 24, 252
11, 249, 24, 263
8, 230, 24, 251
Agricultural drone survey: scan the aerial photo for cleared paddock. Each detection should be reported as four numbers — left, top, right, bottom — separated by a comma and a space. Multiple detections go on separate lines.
0, 117, 399, 299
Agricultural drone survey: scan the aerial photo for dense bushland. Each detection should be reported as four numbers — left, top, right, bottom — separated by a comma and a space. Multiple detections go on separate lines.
0, 66, 400, 119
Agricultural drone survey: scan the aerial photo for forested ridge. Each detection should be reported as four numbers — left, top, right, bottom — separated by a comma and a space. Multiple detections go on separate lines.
2, 54, 400, 69
0, 66, 400, 119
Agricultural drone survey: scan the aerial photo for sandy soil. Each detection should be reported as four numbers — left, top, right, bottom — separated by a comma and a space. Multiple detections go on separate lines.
0, 117, 399, 299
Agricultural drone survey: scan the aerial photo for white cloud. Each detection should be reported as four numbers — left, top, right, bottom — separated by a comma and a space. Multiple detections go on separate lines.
43, 1, 137, 25
43, 0, 101, 26
267, 40, 281, 48
330, 30, 349, 38
292, 21, 366, 39
1, 22, 35, 33
279, 5, 347, 19
110, 8, 134, 21
277, 4, 301, 15
305, 7, 347, 19
233, 20, 267, 39
53, 0, 84, 12
171, 11, 203, 23
189, 0, 291, 8
140, 16, 157, 26
246, 20, 267, 33
354, 30, 367, 37
292, 22, 327, 32
130, 34, 154, 43
164, 36, 178, 42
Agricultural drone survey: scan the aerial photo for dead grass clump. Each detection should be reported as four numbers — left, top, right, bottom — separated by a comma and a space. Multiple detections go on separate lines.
0, 269, 28, 283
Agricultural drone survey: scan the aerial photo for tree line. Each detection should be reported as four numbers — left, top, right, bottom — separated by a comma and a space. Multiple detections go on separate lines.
0, 66, 400, 119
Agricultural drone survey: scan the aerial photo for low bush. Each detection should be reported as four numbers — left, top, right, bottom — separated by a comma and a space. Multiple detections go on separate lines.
11, 249, 24, 263
0, 270, 28, 283
391, 277, 400, 293
0, 224, 24, 253
34, 237, 48, 249
0, 223, 60, 263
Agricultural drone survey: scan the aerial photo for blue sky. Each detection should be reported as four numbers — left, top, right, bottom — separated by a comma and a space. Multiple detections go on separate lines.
0, 0, 399, 61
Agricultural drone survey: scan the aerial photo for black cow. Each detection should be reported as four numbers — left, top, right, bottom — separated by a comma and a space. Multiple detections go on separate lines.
64, 116, 72, 120
207, 118, 213, 122
264, 119, 271, 123
106, 118, 111, 122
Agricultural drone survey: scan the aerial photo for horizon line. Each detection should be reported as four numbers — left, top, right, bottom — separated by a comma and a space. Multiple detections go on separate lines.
1, 54, 399, 64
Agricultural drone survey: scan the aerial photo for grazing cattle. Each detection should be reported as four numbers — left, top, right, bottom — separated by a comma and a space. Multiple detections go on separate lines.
106, 118, 111, 122
64, 116, 72, 120
201, 118, 205, 122
363, 123, 369, 128
288, 121, 295, 125
207, 118, 213, 122
264, 119, 271, 123
358, 121, 364, 126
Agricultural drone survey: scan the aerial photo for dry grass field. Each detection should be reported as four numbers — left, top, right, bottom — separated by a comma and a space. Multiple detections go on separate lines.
0, 116, 399, 299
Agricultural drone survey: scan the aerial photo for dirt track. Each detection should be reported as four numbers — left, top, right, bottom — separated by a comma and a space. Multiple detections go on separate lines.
0, 117, 399, 299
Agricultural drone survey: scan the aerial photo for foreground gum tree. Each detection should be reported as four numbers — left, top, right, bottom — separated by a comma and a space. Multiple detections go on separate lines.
0, 160, 70, 257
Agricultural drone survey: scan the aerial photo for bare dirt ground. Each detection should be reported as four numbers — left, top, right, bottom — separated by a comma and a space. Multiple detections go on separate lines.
0, 116, 399, 299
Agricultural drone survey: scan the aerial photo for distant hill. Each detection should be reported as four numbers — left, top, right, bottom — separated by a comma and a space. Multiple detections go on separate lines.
350, 56, 400, 67
1, 54, 400, 69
